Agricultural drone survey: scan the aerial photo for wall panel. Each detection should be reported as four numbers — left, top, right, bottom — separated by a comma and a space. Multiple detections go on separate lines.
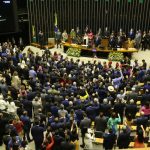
27, 0, 150, 43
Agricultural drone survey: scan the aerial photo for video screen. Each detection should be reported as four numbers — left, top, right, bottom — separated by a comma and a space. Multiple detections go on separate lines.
0, 0, 18, 34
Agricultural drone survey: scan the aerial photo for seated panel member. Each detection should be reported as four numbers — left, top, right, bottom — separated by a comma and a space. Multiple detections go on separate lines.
70, 29, 76, 43
83, 33, 89, 46
62, 30, 68, 43
109, 32, 116, 49
94, 34, 101, 47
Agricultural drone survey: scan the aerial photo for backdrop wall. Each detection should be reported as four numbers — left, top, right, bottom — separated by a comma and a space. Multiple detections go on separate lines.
27, 0, 150, 43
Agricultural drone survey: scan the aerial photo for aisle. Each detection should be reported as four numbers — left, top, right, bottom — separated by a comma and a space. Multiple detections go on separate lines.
23, 45, 150, 68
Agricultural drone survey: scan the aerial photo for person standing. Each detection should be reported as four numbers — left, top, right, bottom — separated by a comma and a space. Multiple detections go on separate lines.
134, 30, 142, 49
103, 129, 116, 150
94, 112, 107, 137
32, 97, 42, 117
142, 59, 147, 70
70, 29, 76, 43
104, 27, 110, 38
141, 31, 147, 51
80, 113, 91, 148
55, 29, 62, 48
107, 112, 121, 134
117, 125, 131, 149
62, 30, 68, 43
11, 71, 21, 91
38, 30, 44, 49
146, 30, 150, 49
128, 28, 135, 40
20, 111, 32, 142
0, 113, 7, 146
42, 132, 54, 150
31, 120, 45, 150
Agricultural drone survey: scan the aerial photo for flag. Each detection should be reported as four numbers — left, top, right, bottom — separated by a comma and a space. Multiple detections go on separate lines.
32, 25, 35, 37
32, 25, 36, 42
54, 13, 57, 26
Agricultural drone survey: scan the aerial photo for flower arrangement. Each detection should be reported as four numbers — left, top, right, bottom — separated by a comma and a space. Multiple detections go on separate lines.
66, 48, 81, 57
108, 52, 124, 61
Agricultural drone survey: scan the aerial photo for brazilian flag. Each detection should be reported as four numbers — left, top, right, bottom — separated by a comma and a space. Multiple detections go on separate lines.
32, 25, 36, 42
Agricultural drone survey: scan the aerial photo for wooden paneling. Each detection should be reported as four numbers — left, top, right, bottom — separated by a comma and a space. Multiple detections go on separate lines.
27, 0, 150, 43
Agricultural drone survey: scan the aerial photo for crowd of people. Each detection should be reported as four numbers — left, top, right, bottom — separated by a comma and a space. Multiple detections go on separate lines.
0, 40, 150, 150
55, 26, 150, 50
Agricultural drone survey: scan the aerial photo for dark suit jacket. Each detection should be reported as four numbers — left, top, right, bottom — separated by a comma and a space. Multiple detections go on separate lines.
22, 100, 33, 118
80, 117, 91, 134
60, 141, 75, 150
31, 125, 44, 143
114, 103, 126, 116
117, 131, 130, 149
100, 104, 111, 117
27, 91, 37, 101
125, 104, 138, 119
0, 118, 8, 137
95, 116, 107, 132
141, 93, 150, 105
135, 116, 148, 129
103, 133, 116, 149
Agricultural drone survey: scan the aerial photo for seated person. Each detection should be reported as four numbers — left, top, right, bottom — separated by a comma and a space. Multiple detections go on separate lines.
62, 30, 68, 43
83, 33, 89, 46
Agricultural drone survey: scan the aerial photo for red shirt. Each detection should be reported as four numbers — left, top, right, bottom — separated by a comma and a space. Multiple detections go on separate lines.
13, 121, 24, 133
46, 137, 54, 150
141, 106, 150, 116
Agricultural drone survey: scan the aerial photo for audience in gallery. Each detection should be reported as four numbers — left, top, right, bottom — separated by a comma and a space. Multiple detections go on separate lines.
0, 39, 149, 150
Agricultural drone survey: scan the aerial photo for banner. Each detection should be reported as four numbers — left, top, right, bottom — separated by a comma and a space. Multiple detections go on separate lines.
32, 25, 36, 42
54, 13, 57, 26
32, 25, 35, 37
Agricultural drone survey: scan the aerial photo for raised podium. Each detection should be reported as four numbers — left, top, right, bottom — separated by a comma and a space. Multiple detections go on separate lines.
100, 38, 109, 49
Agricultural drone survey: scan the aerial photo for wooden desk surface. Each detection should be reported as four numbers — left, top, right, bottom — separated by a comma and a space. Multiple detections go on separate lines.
31, 42, 54, 49
62, 42, 138, 53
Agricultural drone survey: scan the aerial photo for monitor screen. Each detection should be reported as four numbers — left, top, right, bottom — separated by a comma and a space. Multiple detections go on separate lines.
0, 0, 18, 34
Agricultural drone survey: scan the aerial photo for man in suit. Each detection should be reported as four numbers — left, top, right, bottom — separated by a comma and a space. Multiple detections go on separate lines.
147, 30, 150, 49
117, 125, 131, 149
31, 119, 45, 150
95, 112, 107, 138
103, 129, 116, 150
0, 113, 8, 146
20, 111, 32, 142
114, 99, 126, 123
104, 27, 110, 38
80, 113, 91, 148
55, 29, 62, 48
38, 30, 44, 49
125, 99, 138, 119
100, 99, 111, 117
134, 111, 149, 129
128, 28, 135, 40
22, 97, 33, 118
141, 89, 150, 105
75, 106, 84, 126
